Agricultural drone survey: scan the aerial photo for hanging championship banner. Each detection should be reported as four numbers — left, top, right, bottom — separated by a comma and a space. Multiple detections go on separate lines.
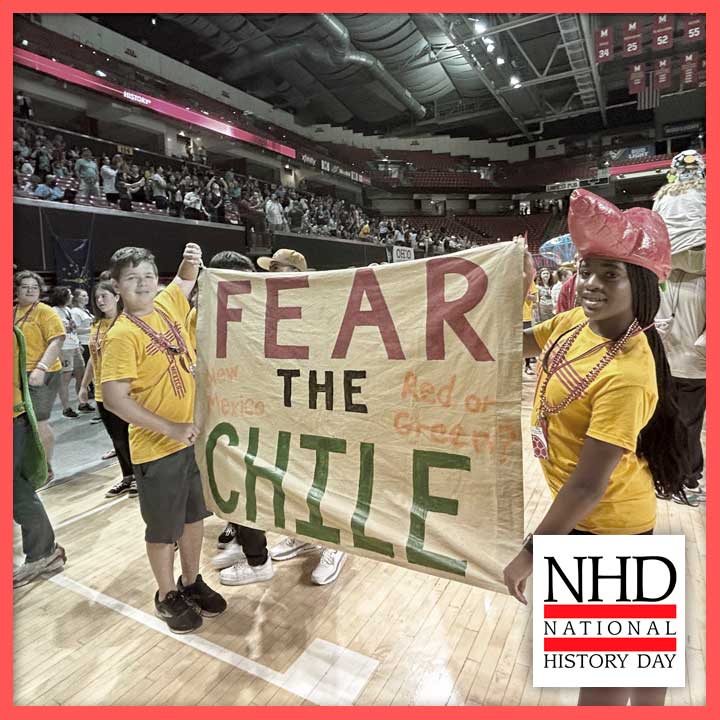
652, 14, 674, 51
53, 234, 92, 289
654, 57, 673, 90
681, 52, 699, 88
594, 26, 614, 63
622, 20, 643, 57
194, 243, 525, 592
684, 15, 705, 43
628, 63, 647, 95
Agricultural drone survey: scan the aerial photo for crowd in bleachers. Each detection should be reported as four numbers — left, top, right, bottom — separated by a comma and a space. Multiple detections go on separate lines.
13, 118, 567, 255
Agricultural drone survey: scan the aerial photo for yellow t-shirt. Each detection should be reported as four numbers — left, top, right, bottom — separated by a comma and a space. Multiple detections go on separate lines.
532, 307, 658, 534
187, 306, 197, 351
13, 302, 65, 372
523, 281, 537, 323
88, 317, 113, 403
13, 332, 24, 418
101, 283, 196, 465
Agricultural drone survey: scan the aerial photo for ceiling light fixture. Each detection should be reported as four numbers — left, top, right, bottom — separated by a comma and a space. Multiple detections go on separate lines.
151, 17, 157, 25
474, 20, 487, 34
510, 75, 521, 87
94, 69, 107, 77
486, 42, 495, 53
496, 56, 505, 66
21, 39, 28, 46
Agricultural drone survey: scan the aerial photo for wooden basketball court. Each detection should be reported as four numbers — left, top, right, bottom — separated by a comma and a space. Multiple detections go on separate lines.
13, 379, 706, 706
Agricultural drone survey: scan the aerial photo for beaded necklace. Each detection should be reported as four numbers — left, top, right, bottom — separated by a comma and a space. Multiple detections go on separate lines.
91, 317, 113, 357
122, 307, 195, 399
531, 319, 641, 460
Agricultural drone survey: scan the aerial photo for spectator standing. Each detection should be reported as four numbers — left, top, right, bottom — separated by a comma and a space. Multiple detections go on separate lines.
535, 267, 555, 322
265, 194, 285, 233
14, 271, 65, 484
15, 90, 34, 119
116, 160, 143, 211
50, 286, 86, 419
74, 148, 101, 198
71, 288, 95, 411
101, 154, 121, 204
556, 267, 578, 313
204, 178, 227, 223
31, 140, 52, 176
13, 326, 66, 588
151, 166, 168, 210
127, 164, 146, 203
552, 266, 574, 313
183, 186, 208, 220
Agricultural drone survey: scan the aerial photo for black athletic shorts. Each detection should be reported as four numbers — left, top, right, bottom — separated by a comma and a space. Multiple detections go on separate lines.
133, 446, 211, 543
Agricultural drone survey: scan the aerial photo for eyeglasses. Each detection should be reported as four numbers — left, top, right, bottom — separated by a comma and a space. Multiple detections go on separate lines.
19, 285, 40, 291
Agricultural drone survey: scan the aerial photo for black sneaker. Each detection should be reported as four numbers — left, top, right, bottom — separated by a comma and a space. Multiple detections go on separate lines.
62, 408, 80, 418
177, 574, 227, 617
217, 523, 236, 549
105, 477, 132, 498
128, 478, 138, 497
154, 590, 202, 633
78, 403, 96, 412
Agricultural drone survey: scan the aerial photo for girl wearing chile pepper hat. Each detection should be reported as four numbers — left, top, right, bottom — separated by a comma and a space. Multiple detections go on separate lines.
503, 189, 690, 706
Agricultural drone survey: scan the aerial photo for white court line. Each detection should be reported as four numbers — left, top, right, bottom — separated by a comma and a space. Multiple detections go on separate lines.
48, 574, 378, 705
14, 496, 129, 554
54, 496, 129, 530
39, 459, 115, 491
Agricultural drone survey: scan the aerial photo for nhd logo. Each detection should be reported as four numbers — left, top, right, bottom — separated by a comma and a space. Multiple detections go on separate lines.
533, 535, 685, 688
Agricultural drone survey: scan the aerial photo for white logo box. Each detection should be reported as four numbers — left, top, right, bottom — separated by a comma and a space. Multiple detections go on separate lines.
532, 535, 685, 688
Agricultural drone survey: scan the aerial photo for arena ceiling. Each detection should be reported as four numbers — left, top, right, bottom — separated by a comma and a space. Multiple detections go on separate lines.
88, 13, 705, 141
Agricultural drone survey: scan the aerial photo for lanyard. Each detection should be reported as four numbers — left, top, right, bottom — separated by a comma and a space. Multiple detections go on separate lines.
13, 302, 37, 327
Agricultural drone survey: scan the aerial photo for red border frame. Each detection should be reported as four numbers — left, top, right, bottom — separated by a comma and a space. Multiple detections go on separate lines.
4, 2, 714, 717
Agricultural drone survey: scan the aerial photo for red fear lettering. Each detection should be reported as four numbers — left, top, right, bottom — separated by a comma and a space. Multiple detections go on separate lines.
216, 280, 251, 359
265, 276, 310, 359
425, 257, 494, 361
332, 269, 405, 360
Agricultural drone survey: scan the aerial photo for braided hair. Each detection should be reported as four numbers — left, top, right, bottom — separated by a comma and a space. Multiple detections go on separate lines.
626, 263, 691, 502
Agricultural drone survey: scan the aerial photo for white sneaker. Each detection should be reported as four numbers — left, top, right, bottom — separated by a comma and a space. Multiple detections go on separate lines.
211, 543, 247, 570
269, 536, 319, 561
220, 557, 274, 586
311, 549, 346, 586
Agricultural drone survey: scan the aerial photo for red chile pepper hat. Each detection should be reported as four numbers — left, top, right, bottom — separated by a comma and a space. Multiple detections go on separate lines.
568, 189, 671, 281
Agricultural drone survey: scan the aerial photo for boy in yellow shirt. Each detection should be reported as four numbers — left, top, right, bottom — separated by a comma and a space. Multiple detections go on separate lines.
102, 244, 226, 633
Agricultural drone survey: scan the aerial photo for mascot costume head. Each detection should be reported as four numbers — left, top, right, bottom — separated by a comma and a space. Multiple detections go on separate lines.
652, 149, 706, 275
